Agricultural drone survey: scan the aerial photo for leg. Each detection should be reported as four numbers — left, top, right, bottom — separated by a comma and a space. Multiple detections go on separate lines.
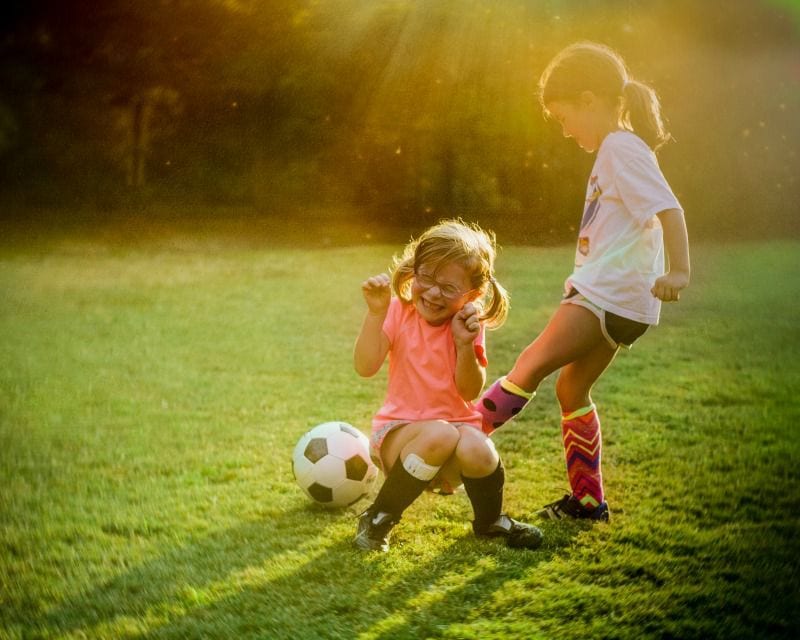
355, 421, 461, 552
477, 304, 608, 433
508, 303, 610, 391
554, 340, 617, 414
380, 420, 461, 473
449, 427, 543, 549
455, 427, 502, 531
374, 420, 460, 516
454, 426, 499, 478
541, 342, 617, 519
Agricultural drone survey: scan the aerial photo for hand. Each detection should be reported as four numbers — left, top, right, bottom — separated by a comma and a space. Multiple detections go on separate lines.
651, 269, 690, 302
451, 301, 481, 346
361, 273, 391, 315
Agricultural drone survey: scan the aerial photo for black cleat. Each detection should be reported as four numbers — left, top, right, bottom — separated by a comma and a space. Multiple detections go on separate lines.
537, 494, 610, 522
475, 514, 544, 549
354, 509, 397, 552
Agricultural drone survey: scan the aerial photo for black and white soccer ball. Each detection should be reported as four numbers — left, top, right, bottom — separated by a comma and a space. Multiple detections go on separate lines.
292, 421, 378, 508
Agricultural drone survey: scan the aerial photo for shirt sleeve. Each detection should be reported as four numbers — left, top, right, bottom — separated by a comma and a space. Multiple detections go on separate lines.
381, 297, 402, 345
614, 150, 682, 225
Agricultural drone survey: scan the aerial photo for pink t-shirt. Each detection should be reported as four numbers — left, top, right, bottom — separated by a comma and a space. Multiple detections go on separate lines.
372, 298, 487, 431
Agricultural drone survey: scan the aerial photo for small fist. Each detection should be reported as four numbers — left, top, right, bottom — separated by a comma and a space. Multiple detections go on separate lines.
651, 270, 689, 302
460, 302, 481, 333
452, 301, 481, 345
362, 273, 391, 315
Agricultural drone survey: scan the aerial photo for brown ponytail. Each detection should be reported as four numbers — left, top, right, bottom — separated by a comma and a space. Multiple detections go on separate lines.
540, 41, 672, 151
622, 80, 672, 151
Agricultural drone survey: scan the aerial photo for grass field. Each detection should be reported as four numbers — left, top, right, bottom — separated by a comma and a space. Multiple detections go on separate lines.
1, 224, 799, 639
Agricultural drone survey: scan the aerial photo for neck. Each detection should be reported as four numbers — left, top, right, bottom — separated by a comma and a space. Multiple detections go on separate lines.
591, 122, 621, 152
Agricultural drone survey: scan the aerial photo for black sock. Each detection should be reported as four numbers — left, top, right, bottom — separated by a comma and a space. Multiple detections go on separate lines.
462, 459, 505, 534
371, 459, 431, 520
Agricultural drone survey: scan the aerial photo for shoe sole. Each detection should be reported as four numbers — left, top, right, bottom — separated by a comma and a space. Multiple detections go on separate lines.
536, 508, 610, 522
353, 535, 389, 552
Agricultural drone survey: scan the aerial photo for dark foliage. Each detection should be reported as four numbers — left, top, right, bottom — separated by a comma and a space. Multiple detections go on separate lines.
0, 0, 797, 241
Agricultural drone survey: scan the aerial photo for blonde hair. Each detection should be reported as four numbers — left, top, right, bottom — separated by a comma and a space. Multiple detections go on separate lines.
391, 219, 509, 329
539, 41, 671, 151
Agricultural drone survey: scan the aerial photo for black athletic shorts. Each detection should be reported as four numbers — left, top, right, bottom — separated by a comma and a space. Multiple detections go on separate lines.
564, 288, 650, 348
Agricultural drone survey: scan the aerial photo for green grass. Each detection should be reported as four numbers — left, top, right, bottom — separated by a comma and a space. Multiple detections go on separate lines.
1, 227, 799, 639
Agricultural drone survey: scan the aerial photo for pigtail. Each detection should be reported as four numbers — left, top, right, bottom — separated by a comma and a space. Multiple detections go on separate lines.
478, 277, 510, 330
390, 250, 416, 303
390, 218, 509, 328
622, 79, 672, 151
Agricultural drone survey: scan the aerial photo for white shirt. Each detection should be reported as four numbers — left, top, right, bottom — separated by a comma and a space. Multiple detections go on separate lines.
567, 131, 683, 325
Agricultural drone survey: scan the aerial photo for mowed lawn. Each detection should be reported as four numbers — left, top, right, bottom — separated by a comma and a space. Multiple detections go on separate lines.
1, 227, 798, 639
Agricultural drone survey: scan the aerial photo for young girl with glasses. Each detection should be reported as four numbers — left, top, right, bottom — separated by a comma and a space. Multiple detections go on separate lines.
353, 219, 542, 552
477, 42, 691, 522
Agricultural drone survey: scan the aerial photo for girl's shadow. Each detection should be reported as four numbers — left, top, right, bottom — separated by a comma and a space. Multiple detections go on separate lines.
39, 502, 581, 639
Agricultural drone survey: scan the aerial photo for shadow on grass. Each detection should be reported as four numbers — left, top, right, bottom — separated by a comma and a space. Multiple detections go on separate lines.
34, 503, 333, 637
139, 533, 569, 640
34, 501, 582, 639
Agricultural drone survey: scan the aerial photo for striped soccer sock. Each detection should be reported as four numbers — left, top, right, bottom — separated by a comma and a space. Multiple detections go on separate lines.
561, 404, 604, 509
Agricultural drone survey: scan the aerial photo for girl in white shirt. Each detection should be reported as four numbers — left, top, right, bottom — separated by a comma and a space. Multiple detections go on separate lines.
477, 42, 691, 522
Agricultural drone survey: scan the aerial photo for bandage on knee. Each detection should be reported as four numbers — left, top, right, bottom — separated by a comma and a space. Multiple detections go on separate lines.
402, 453, 440, 482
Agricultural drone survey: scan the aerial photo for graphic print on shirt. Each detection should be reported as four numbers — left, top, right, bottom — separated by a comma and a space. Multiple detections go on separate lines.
578, 175, 601, 256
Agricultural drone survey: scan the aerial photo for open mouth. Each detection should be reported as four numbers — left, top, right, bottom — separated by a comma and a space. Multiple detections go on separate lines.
420, 297, 445, 312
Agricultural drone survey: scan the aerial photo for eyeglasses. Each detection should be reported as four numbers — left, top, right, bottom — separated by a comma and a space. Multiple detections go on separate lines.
414, 271, 476, 300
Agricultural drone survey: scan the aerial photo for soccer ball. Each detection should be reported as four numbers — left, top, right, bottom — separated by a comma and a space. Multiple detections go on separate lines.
292, 421, 378, 508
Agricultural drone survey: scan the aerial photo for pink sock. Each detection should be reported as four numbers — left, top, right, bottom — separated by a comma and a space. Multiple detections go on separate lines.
476, 377, 534, 434
562, 405, 604, 508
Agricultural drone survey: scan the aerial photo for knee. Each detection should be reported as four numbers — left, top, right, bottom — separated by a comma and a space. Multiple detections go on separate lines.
456, 428, 498, 475
418, 421, 460, 458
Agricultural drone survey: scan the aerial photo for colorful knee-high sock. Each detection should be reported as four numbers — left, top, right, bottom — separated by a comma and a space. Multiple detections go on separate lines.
477, 377, 535, 434
562, 404, 604, 509
461, 459, 505, 534
371, 454, 439, 520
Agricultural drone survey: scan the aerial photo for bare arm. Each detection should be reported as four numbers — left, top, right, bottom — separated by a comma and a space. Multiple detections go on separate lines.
354, 274, 391, 377
451, 303, 486, 400
652, 208, 691, 302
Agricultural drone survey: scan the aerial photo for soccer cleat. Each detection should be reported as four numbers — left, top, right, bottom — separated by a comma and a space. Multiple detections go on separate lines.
474, 513, 544, 549
537, 494, 610, 522
354, 509, 397, 552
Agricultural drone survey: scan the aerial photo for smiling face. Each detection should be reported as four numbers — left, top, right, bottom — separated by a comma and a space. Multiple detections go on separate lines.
411, 261, 478, 326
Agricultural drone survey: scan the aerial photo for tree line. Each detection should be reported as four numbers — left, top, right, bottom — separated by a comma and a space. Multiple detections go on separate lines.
1, 0, 797, 242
